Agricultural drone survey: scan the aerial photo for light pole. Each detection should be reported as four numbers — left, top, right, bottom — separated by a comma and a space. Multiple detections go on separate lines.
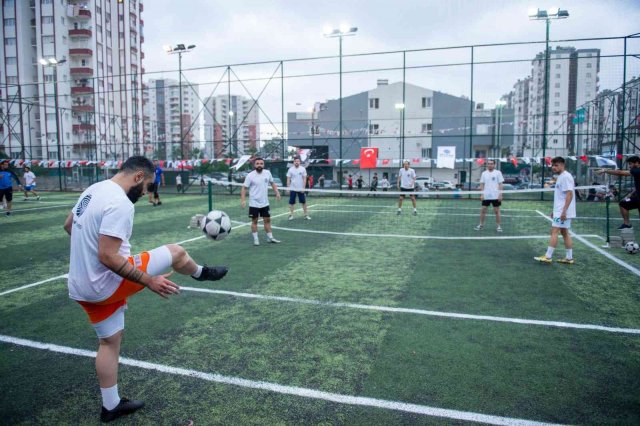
395, 103, 405, 161
163, 43, 196, 161
308, 106, 316, 151
228, 110, 235, 158
39, 57, 66, 191
495, 99, 507, 160
324, 24, 357, 189
529, 7, 569, 188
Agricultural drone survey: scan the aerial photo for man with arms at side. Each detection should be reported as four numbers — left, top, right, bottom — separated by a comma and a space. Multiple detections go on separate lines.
474, 159, 504, 232
535, 157, 576, 264
241, 157, 282, 246
0, 160, 22, 216
147, 160, 164, 206
286, 156, 310, 220
595, 155, 640, 229
397, 160, 417, 215
22, 165, 40, 200
64, 156, 228, 423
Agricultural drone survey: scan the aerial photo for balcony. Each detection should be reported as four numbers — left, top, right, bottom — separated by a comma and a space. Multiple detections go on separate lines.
69, 28, 92, 38
69, 48, 92, 57
72, 105, 94, 112
70, 67, 93, 76
140, 3, 144, 12
77, 9, 91, 18
73, 123, 95, 132
71, 86, 93, 95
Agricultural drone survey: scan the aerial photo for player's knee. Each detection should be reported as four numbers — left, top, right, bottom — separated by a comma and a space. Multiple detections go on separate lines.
166, 244, 187, 262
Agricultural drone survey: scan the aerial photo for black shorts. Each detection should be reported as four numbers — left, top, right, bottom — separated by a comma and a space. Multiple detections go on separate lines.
147, 182, 160, 197
619, 197, 640, 211
482, 199, 502, 207
0, 187, 13, 202
249, 206, 271, 218
399, 187, 415, 197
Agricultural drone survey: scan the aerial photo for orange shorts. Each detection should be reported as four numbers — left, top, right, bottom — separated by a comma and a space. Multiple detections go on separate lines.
77, 252, 149, 324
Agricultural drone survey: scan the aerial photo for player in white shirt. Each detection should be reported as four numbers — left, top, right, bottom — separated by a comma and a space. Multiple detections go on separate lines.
22, 165, 40, 200
241, 157, 282, 245
397, 160, 417, 215
474, 160, 504, 232
286, 157, 311, 220
63, 156, 228, 422
535, 157, 576, 264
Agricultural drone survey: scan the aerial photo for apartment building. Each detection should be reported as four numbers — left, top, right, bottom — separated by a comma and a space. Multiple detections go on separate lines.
203, 94, 259, 159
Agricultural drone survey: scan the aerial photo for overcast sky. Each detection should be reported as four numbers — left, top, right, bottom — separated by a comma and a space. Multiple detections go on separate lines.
141, 0, 640, 139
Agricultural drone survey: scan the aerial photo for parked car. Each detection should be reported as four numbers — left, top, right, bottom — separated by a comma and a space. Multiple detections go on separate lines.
437, 180, 456, 190
501, 183, 515, 190
415, 178, 434, 190
322, 179, 340, 188
462, 182, 481, 191
272, 177, 283, 187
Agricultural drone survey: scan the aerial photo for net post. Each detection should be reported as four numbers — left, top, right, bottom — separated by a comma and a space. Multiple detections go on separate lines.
208, 180, 213, 212
605, 196, 610, 244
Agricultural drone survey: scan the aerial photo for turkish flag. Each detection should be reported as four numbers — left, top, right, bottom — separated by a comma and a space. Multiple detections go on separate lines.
475, 158, 485, 166
579, 155, 588, 164
360, 147, 378, 169
382, 159, 390, 165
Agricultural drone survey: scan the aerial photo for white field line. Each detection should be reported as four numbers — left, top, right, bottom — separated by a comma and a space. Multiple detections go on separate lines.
535, 210, 640, 278
0, 334, 566, 426
181, 286, 640, 335
13, 204, 73, 212
0, 274, 68, 297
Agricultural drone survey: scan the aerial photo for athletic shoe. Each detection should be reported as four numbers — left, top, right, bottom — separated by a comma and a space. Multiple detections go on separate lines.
253, 240, 260, 246
157, 201, 162, 206
304, 215, 311, 220
23, 197, 28, 201
194, 265, 228, 281
397, 210, 401, 215
534, 255, 552, 264
618, 224, 633, 229
36, 196, 41, 200
288, 215, 293, 221
268, 237, 281, 243
100, 398, 144, 423
557, 258, 574, 264
496, 226, 503, 232
5, 211, 11, 216
474, 225, 483, 231
413, 210, 417, 216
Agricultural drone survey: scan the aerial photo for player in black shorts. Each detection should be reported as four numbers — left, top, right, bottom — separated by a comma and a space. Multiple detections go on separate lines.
0, 160, 22, 216
596, 155, 640, 229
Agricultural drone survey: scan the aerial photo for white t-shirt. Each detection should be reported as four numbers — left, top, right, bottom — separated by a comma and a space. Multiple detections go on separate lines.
175, 175, 182, 185
398, 167, 416, 189
480, 169, 504, 200
553, 171, 576, 218
287, 165, 307, 191
23, 171, 36, 185
380, 178, 390, 189
68, 180, 135, 302
243, 169, 274, 208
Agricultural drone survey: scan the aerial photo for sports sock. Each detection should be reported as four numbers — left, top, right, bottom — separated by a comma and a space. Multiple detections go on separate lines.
566, 249, 573, 260
253, 232, 259, 242
191, 265, 203, 279
413, 208, 417, 212
101, 384, 120, 410
545, 247, 554, 259
266, 232, 273, 239
397, 208, 401, 211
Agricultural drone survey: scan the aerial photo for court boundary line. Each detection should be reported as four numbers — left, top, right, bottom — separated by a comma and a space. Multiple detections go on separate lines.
534, 210, 640, 277
180, 286, 640, 335
0, 274, 68, 297
0, 334, 565, 426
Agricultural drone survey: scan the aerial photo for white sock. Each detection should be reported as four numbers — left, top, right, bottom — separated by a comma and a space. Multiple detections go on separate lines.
266, 232, 273, 239
253, 232, 259, 242
545, 247, 555, 259
191, 265, 203, 279
413, 208, 417, 212
398, 208, 401, 211
101, 384, 120, 410
566, 249, 573, 260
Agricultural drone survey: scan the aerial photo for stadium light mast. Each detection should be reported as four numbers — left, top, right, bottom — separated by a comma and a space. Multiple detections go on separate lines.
40, 57, 67, 191
324, 24, 357, 190
529, 7, 569, 189
395, 103, 405, 161
163, 43, 196, 162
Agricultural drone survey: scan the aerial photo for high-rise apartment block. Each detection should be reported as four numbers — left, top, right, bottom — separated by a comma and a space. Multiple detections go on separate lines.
203, 95, 259, 159
142, 78, 199, 160
0, 0, 144, 161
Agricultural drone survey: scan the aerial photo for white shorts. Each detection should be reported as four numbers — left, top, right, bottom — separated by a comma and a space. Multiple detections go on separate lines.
89, 245, 173, 339
551, 217, 572, 229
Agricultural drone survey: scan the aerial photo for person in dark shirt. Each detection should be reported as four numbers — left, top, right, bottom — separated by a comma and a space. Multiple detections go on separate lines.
596, 155, 640, 229
0, 160, 22, 216
356, 175, 364, 190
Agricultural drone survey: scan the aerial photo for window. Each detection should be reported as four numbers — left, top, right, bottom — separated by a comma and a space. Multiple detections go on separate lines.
421, 97, 432, 108
555, 83, 560, 88
421, 123, 432, 134
555, 64, 561, 69
6, 76, 18, 84
369, 123, 379, 134
586, 73, 592, 78
6, 57, 17, 65
554, 92, 560, 98
60, 16, 65, 25
41, 0, 53, 4
42, 16, 54, 24
421, 148, 432, 158
4, 18, 15, 26
44, 75, 54, 82
42, 35, 54, 44
369, 98, 379, 109
555, 73, 561, 78
46, 113, 56, 121
586, 63, 592, 68
4, 37, 16, 46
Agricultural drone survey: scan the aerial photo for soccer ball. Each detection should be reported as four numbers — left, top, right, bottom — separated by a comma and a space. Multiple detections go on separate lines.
624, 241, 640, 254
200, 210, 232, 241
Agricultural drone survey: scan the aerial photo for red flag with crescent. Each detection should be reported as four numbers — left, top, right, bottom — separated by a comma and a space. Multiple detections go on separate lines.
360, 147, 378, 169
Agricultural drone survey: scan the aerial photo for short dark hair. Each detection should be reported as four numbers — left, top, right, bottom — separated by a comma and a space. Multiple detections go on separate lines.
120, 156, 154, 177
254, 157, 264, 163
626, 155, 640, 164
551, 156, 565, 165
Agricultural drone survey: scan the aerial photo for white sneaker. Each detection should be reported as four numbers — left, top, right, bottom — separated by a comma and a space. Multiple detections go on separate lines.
304, 215, 311, 220
474, 225, 483, 231
413, 210, 417, 216
268, 237, 281, 243
496, 226, 503, 233
253, 240, 260, 246
288, 215, 293, 221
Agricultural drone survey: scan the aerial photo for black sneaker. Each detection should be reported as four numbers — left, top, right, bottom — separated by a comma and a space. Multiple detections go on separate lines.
618, 224, 633, 229
5, 211, 11, 216
100, 398, 144, 423
194, 265, 228, 281
157, 201, 162, 205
